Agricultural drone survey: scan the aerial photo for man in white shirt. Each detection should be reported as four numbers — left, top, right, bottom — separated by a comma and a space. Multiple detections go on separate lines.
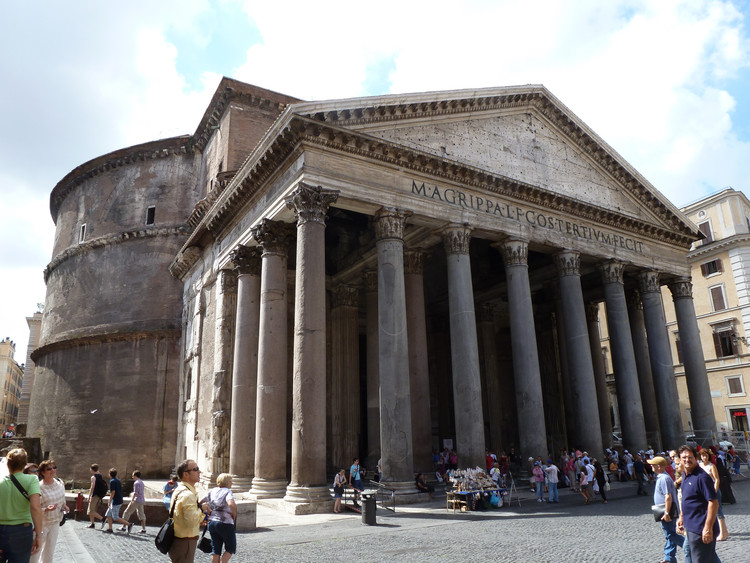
544, 460, 560, 503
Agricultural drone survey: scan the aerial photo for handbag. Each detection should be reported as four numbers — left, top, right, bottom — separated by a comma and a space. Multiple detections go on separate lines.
651, 502, 679, 522
197, 526, 212, 554
155, 490, 184, 555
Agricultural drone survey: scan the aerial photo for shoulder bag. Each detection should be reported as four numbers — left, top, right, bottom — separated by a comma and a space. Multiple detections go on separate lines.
197, 526, 212, 554
155, 490, 184, 554
650, 502, 679, 522
9, 474, 30, 500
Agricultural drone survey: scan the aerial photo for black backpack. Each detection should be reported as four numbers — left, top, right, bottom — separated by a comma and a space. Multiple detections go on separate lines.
93, 474, 108, 498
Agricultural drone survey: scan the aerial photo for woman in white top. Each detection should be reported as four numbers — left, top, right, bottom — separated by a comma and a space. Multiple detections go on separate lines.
30, 459, 68, 563
698, 449, 729, 541
200, 473, 237, 563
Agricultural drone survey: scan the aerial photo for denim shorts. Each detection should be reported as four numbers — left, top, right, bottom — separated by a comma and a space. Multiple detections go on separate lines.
0, 523, 34, 563
208, 520, 236, 555
105, 503, 122, 520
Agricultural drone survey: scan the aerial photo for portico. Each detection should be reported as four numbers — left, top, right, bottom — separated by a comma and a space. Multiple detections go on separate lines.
170, 81, 714, 511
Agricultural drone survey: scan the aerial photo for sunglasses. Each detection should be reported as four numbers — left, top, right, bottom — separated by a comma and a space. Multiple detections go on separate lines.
186, 467, 201, 473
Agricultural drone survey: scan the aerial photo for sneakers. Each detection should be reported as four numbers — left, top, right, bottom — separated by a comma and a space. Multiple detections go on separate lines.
103, 529, 113, 534
127, 523, 133, 534
118, 526, 127, 532
86, 523, 95, 529
138, 529, 147, 534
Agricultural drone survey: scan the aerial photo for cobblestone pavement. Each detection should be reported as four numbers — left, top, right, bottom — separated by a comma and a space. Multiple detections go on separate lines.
54, 477, 749, 562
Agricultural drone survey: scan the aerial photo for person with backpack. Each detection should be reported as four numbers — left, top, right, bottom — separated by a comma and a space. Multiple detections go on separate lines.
86, 464, 107, 528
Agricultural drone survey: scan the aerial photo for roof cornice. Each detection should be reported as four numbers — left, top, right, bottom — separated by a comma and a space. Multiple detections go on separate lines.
688, 233, 750, 260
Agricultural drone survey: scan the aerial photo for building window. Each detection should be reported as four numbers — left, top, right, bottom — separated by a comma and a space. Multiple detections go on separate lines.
146, 206, 156, 226
700, 259, 722, 277
698, 221, 713, 244
78, 224, 87, 244
713, 327, 738, 358
726, 375, 745, 397
709, 285, 727, 311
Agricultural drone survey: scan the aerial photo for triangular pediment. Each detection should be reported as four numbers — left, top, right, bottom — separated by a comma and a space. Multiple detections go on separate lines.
290, 86, 696, 236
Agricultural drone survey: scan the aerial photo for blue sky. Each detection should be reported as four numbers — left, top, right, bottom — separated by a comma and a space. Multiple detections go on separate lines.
1, 0, 750, 359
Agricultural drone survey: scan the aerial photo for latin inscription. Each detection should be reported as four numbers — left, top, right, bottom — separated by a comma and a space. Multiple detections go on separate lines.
411, 180, 644, 254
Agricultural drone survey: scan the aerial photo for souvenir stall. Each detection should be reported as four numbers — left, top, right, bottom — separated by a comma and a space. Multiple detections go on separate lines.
445, 468, 509, 512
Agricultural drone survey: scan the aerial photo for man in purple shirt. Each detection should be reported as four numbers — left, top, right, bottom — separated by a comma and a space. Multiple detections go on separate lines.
121, 471, 147, 533
676, 445, 720, 562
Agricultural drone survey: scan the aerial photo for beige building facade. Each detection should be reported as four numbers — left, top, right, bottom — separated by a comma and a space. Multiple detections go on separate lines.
33, 78, 717, 507
0, 338, 24, 431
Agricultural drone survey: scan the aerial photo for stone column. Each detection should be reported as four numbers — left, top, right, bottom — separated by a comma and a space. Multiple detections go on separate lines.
477, 304, 503, 455
330, 284, 360, 471
283, 184, 338, 513
363, 270, 380, 469
627, 290, 662, 450
443, 224, 485, 469
554, 250, 603, 457
228, 246, 261, 491
494, 238, 547, 460
248, 219, 293, 498
669, 278, 717, 439
404, 249, 433, 474
206, 268, 237, 484
598, 260, 647, 452
374, 207, 415, 493
638, 271, 683, 449
586, 302, 613, 449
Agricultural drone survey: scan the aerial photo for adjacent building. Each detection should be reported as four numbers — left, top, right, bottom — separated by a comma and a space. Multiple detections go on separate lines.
0, 337, 23, 431
16, 309, 43, 427
30, 78, 717, 512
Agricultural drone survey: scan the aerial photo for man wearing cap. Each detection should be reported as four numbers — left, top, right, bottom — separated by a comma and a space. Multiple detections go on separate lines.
676, 445, 720, 562
649, 455, 684, 563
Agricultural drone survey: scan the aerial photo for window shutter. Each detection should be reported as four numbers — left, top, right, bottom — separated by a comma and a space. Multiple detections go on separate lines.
710, 287, 726, 311
699, 222, 713, 243
675, 339, 683, 364
716, 259, 723, 272
714, 332, 723, 358
701, 263, 708, 276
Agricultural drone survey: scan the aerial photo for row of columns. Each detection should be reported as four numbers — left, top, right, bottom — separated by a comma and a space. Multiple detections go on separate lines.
220, 184, 715, 510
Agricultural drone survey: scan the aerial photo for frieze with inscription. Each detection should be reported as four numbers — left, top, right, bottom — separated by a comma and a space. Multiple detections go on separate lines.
409, 180, 644, 254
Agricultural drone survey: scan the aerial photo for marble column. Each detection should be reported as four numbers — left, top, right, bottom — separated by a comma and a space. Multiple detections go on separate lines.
599, 260, 647, 452
404, 250, 433, 474
283, 184, 338, 513
206, 268, 237, 484
585, 302, 613, 449
443, 224, 485, 468
330, 284, 360, 471
555, 251, 603, 457
228, 246, 261, 491
248, 219, 293, 498
669, 278, 717, 439
627, 290, 662, 450
363, 270, 380, 469
477, 304, 503, 455
374, 207, 415, 493
638, 271, 683, 449
494, 238, 547, 460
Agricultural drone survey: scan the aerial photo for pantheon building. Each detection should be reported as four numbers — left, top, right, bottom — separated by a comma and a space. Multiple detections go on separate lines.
29, 78, 715, 512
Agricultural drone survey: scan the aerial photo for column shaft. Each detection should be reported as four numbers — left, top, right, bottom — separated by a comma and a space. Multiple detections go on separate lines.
478, 304, 503, 456
586, 302, 613, 449
364, 271, 380, 469
627, 291, 662, 450
443, 225, 485, 468
638, 272, 683, 449
283, 184, 337, 512
599, 261, 647, 452
496, 238, 547, 460
405, 250, 432, 474
375, 208, 414, 488
669, 279, 717, 439
229, 247, 261, 491
250, 220, 292, 498
555, 251, 603, 457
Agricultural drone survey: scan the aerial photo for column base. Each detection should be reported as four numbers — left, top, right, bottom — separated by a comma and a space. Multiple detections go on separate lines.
248, 477, 288, 499
229, 475, 254, 493
200, 473, 219, 487
282, 485, 333, 514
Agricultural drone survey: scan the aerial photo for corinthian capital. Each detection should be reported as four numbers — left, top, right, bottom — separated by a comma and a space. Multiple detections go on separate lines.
598, 260, 624, 285
442, 224, 472, 255
404, 249, 428, 275
494, 237, 528, 267
363, 269, 378, 292
585, 301, 601, 324
285, 183, 338, 225
668, 277, 694, 300
373, 207, 411, 241
250, 218, 294, 256
230, 245, 262, 276
554, 250, 580, 277
331, 284, 360, 308
637, 270, 661, 294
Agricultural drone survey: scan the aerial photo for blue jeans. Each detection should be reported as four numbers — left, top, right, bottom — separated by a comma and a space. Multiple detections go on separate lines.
660, 519, 684, 562
548, 482, 558, 502
208, 520, 236, 555
535, 481, 543, 499
0, 523, 34, 563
